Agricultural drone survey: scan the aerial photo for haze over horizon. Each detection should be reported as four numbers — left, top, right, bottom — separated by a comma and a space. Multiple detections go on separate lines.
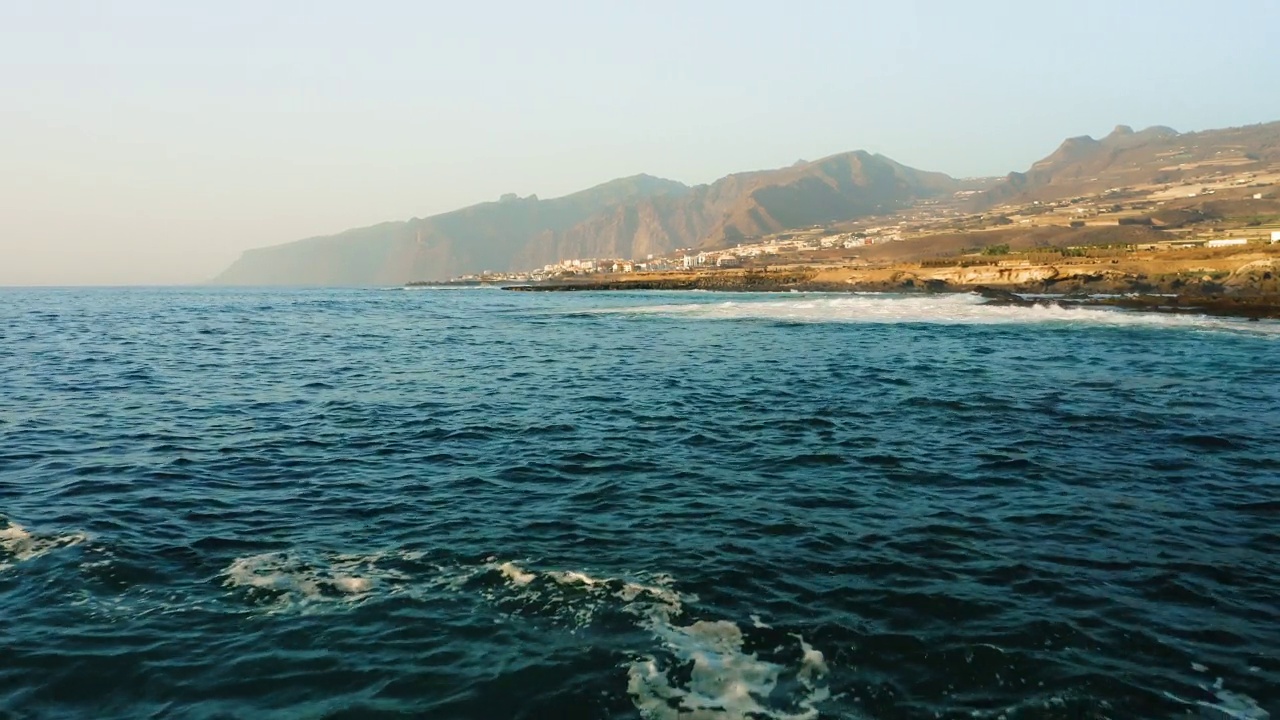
3, 0, 1280, 286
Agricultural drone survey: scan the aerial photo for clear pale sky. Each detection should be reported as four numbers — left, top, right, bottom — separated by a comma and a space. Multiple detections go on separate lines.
3, 0, 1279, 285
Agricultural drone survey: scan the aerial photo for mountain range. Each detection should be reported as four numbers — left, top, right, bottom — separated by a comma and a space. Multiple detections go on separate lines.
977, 121, 1280, 207
212, 121, 1280, 286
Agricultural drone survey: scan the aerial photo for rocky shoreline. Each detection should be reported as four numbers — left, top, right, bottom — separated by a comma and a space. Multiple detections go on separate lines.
499, 265, 1280, 320
970, 287, 1280, 320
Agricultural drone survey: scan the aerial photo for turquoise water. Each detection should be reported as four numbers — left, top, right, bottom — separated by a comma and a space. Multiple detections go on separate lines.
1, 287, 1277, 719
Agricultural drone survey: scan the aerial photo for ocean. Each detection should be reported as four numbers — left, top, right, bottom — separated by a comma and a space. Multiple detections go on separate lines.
1, 287, 1277, 720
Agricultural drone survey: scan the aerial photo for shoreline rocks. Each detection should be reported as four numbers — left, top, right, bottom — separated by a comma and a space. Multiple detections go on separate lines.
497, 273, 1280, 320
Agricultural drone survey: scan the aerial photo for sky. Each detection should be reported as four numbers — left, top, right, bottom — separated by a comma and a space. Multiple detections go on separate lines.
2, 0, 1279, 285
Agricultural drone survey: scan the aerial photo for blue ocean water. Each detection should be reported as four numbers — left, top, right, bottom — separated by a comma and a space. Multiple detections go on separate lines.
1, 287, 1278, 720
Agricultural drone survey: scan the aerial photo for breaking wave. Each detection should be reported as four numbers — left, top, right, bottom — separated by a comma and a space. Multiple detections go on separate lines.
1164, 667, 1270, 720
218, 552, 833, 718
597, 293, 1280, 334
220, 551, 416, 612
0, 518, 86, 571
474, 560, 832, 720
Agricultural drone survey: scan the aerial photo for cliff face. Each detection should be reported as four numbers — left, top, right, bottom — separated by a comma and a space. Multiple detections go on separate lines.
213, 153, 956, 286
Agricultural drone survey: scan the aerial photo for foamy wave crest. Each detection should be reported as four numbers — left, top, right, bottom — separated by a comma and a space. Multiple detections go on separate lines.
221, 551, 412, 613
0, 519, 86, 571
1164, 670, 1270, 720
218, 553, 832, 715
629, 623, 831, 720
478, 560, 832, 720
1197, 687, 1269, 720
601, 294, 1280, 334
424, 558, 690, 630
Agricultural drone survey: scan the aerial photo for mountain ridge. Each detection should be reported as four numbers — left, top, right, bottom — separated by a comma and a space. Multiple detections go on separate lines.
213, 120, 1280, 286
213, 151, 957, 285
977, 120, 1280, 208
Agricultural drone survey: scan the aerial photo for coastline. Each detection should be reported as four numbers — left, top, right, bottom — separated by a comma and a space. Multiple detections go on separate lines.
497, 260, 1280, 320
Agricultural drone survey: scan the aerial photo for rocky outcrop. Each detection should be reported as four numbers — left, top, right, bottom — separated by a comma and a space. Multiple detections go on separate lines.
1082, 294, 1280, 319
971, 286, 1035, 306
927, 264, 1062, 286
1224, 259, 1280, 294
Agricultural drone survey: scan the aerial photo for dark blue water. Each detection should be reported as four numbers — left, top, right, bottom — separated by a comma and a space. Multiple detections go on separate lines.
2, 287, 1278, 720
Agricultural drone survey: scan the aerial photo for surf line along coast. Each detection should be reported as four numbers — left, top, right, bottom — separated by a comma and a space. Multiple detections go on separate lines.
495, 265, 1280, 320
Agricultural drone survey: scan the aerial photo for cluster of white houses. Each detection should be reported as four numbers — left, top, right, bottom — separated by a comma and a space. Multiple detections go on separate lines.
538, 255, 679, 275
539, 229, 910, 277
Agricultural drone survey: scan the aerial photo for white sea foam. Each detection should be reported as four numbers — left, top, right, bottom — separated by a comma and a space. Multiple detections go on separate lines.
467, 558, 687, 629
628, 619, 831, 720
496, 560, 537, 586
482, 560, 832, 720
1164, 679, 1270, 720
220, 551, 411, 613
0, 519, 86, 571
217, 552, 831, 715
1200, 686, 1270, 720
596, 294, 1280, 335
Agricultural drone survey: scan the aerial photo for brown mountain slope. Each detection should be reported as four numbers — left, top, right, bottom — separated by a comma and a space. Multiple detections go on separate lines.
212, 174, 691, 286
708, 151, 955, 244
510, 151, 955, 269
214, 152, 955, 285
977, 121, 1280, 208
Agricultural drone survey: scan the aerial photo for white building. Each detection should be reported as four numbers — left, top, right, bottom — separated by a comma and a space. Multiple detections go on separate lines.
1271, 231, 1280, 244
1206, 238, 1248, 248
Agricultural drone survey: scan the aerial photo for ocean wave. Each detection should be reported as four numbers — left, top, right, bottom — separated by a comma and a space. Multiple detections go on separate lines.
6, 286, 1277, 717
468, 558, 689, 630
0, 519, 86, 571
478, 560, 832, 720
592, 294, 1280, 334
220, 551, 414, 613
1163, 671, 1269, 720
628, 622, 831, 720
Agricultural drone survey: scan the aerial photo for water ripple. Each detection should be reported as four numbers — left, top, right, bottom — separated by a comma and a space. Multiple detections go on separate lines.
1, 287, 1278, 719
